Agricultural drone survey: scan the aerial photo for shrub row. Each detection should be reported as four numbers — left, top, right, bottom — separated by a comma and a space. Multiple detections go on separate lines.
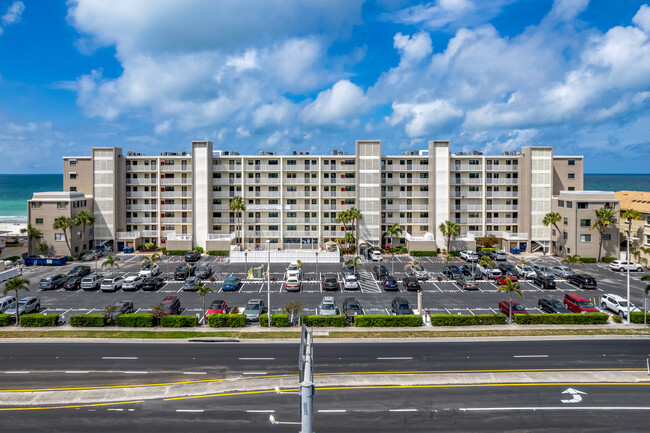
207, 250, 230, 256
165, 250, 189, 256
161, 315, 198, 327
300, 315, 347, 327
354, 315, 423, 327
514, 313, 609, 325
630, 311, 649, 324
208, 314, 247, 327
579, 257, 597, 263
410, 251, 438, 257
449, 250, 461, 257
19, 314, 59, 327
259, 314, 291, 327
0, 314, 11, 326
479, 247, 500, 252
601, 257, 616, 263
115, 314, 155, 327
70, 314, 106, 327
431, 314, 506, 326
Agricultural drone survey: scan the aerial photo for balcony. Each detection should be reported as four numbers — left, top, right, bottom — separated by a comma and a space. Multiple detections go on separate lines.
322, 164, 355, 171
160, 165, 190, 172
485, 205, 518, 211
245, 191, 282, 198
485, 178, 518, 185
284, 218, 319, 224
212, 178, 241, 185
244, 164, 280, 171
451, 192, 483, 198
485, 191, 518, 198
383, 205, 429, 211
141, 230, 159, 237
382, 218, 429, 224
116, 231, 140, 240
383, 191, 428, 198
283, 191, 314, 198
450, 205, 483, 211
213, 164, 239, 171
126, 178, 157, 185
324, 178, 356, 185
161, 217, 191, 224
160, 178, 191, 185
322, 230, 343, 237
488, 231, 528, 240
166, 233, 192, 241
454, 218, 484, 225
452, 178, 484, 185
486, 218, 518, 224
126, 191, 158, 198
452, 164, 482, 171
161, 204, 191, 211
126, 204, 158, 211
251, 178, 280, 184
486, 164, 518, 172
321, 191, 355, 198
284, 165, 319, 171
382, 178, 428, 185
161, 191, 192, 198
284, 178, 317, 184
126, 165, 157, 172
212, 218, 237, 224
213, 191, 238, 198
126, 218, 157, 224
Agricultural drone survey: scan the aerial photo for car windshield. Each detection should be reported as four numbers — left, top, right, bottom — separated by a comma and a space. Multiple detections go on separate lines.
523, 267, 533, 271
347, 304, 360, 310
398, 303, 410, 309
288, 266, 298, 271
325, 278, 337, 283
142, 265, 151, 269
386, 278, 396, 283
345, 277, 356, 282
225, 278, 236, 283
246, 304, 260, 311
176, 266, 188, 271
165, 304, 174, 309
618, 301, 628, 307
212, 302, 225, 309
511, 304, 525, 311
550, 300, 564, 308
577, 301, 594, 308
322, 304, 335, 310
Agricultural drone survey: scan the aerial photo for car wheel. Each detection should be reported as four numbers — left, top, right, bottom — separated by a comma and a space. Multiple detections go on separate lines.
637, 267, 643, 272
601, 302, 607, 311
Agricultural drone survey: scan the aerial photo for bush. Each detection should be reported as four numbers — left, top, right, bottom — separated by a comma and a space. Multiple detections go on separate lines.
0, 314, 11, 326
602, 257, 616, 263
514, 313, 609, 325
208, 314, 246, 327
166, 250, 189, 256
449, 250, 461, 257
300, 315, 347, 327
630, 311, 649, 324
193, 246, 204, 253
161, 315, 198, 327
354, 315, 423, 327
207, 250, 230, 256
431, 314, 506, 326
259, 314, 291, 327
115, 314, 155, 327
410, 251, 437, 257
19, 314, 59, 327
479, 247, 500, 252
579, 257, 597, 263
70, 314, 106, 327
612, 315, 624, 324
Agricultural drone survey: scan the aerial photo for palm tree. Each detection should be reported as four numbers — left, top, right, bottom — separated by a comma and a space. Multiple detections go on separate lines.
229, 196, 246, 250
347, 208, 363, 255
196, 285, 214, 325
404, 257, 421, 279
20, 224, 42, 257
335, 210, 351, 239
480, 255, 494, 276
561, 254, 585, 269
102, 255, 120, 278
3, 277, 30, 326
641, 247, 650, 269
642, 275, 650, 328
52, 216, 76, 256
35, 242, 49, 257
621, 209, 642, 261
140, 253, 161, 269
498, 277, 522, 324
542, 212, 563, 255
346, 256, 363, 276
74, 210, 95, 253
590, 207, 617, 262
439, 221, 460, 253
383, 222, 403, 252
343, 232, 355, 249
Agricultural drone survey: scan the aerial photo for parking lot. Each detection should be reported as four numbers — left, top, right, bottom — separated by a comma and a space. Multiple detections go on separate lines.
14, 252, 650, 324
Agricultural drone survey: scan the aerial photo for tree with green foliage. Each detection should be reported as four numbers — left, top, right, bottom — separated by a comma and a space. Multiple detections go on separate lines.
35, 241, 49, 256
196, 285, 214, 325
641, 275, 650, 328
74, 210, 95, 253
590, 207, 617, 262
347, 207, 363, 254
283, 301, 304, 325
542, 212, 563, 255
346, 256, 363, 275
3, 277, 30, 326
439, 221, 460, 253
621, 209, 642, 261
20, 224, 42, 257
102, 255, 120, 278
52, 216, 76, 257
561, 254, 585, 269
229, 196, 246, 249
476, 234, 499, 249
497, 277, 522, 324
383, 222, 403, 251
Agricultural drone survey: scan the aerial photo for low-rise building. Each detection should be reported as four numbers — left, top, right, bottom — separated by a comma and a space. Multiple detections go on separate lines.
614, 190, 650, 267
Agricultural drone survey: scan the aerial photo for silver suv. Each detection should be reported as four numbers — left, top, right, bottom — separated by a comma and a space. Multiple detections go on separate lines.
600, 293, 640, 318
244, 299, 267, 322
81, 273, 104, 290
319, 296, 339, 315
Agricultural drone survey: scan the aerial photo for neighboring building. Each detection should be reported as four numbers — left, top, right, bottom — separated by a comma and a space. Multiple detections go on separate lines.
31, 140, 588, 253
551, 191, 620, 259
27, 192, 94, 257
614, 190, 650, 266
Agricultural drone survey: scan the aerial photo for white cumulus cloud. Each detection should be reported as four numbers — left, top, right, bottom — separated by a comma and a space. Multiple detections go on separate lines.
301, 80, 368, 125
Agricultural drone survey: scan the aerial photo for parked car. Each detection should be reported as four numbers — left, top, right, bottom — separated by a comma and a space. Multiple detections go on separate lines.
405, 263, 428, 280
538, 298, 571, 314
609, 260, 643, 272
184, 250, 202, 263
122, 275, 144, 291
462, 266, 483, 279
194, 265, 213, 279
567, 274, 598, 290
478, 264, 502, 279
382, 276, 399, 291
67, 266, 91, 278
370, 250, 383, 262
498, 264, 518, 277
322, 273, 339, 291
142, 276, 164, 291
174, 264, 195, 280
244, 299, 267, 321
285, 276, 301, 292
563, 293, 599, 313
533, 275, 556, 289
206, 299, 228, 317
139, 263, 160, 278
551, 266, 575, 279
391, 297, 414, 315
182, 276, 202, 292
158, 296, 181, 317
373, 265, 389, 280
0, 296, 17, 313
402, 277, 422, 291
533, 266, 554, 278
286, 262, 301, 279
63, 276, 82, 291
81, 273, 104, 290
442, 266, 463, 279
107, 300, 134, 321
495, 275, 518, 285
342, 298, 364, 322
5, 296, 40, 317
460, 250, 479, 262
221, 276, 242, 291
341, 263, 357, 277
491, 251, 507, 261
516, 264, 537, 279
101, 276, 125, 292
456, 274, 479, 290
343, 275, 360, 290
39, 274, 67, 290
601, 293, 640, 318
499, 300, 528, 317
319, 296, 339, 315
81, 250, 102, 261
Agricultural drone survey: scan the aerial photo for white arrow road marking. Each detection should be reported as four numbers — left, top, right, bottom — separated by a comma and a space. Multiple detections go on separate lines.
561, 388, 587, 403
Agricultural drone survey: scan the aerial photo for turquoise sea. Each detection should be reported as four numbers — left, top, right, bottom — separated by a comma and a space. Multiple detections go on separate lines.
0, 173, 648, 221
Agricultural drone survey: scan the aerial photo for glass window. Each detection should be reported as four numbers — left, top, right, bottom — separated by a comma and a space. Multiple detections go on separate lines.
580, 219, 591, 227
568, 160, 575, 165
35, 218, 43, 224
580, 234, 591, 242
55, 233, 65, 241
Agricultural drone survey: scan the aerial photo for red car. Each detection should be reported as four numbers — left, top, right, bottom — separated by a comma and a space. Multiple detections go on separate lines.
498, 300, 528, 318
206, 299, 228, 317
563, 293, 599, 313
495, 275, 518, 285
157, 295, 181, 317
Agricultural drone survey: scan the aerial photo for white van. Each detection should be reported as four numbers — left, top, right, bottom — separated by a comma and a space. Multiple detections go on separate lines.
0, 296, 17, 313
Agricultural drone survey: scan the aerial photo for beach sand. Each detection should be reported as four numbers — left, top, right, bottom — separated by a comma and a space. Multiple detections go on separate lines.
0, 222, 27, 236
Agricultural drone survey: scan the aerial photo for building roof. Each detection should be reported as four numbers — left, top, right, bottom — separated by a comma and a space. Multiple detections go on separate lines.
615, 190, 650, 213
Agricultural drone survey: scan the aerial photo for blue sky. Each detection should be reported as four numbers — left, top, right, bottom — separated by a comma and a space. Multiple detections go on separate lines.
1, 0, 650, 174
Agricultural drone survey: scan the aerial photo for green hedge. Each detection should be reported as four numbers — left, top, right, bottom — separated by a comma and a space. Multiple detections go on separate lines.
514, 313, 609, 325
70, 314, 106, 327
0, 314, 11, 326
161, 315, 198, 327
449, 250, 461, 257
115, 314, 155, 327
207, 250, 230, 256
354, 315, 423, 327
300, 315, 347, 327
19, 314, 59, 327
630, 311, 649, 324
410, 251, 437, 257
602, 257, 616, 263
165, 250, 189, 256
259, 314, 291, 327
431, 314, 506, 326
208, 314, 247, 327
579, 257, 597, 263
479, 247, 500, 252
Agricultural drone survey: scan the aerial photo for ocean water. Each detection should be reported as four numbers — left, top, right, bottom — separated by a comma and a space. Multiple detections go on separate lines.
0, 174, 62, 222
584, 174, 650, 192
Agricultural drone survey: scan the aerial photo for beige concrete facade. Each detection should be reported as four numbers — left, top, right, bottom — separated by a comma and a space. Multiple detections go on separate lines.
615, 190, 650, 268
552, 156, 584, 195
63, 156, 93, 195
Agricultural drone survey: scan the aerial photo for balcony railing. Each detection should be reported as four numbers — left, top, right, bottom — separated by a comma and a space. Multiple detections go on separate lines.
452, 178, 483, 185
161, 218, 191, 224
126, 204, 158, 211
485, 191, 518, 198
126, 191, 158, 198
160, 178, 191, 185
486, 218, 518, 224
485, 205, 518, 211
116, 231, 140, 239
451, 192, 483, 198
383, 205, 429, 211
126, 218, 157, 224
126, 165, 157, 172
383, 191, 428, 198
161, 191, 192, 198
160, 204, 191, 211
166, 233, 192, 241
485, 178, 518, 185
160, 165, 190, 172
283, 178, 317, 184
126, 178, 157, 185
450, 205, 483, 211
486, 164, 518, 172
451, 164, 482, 171
382, 178, 428, 185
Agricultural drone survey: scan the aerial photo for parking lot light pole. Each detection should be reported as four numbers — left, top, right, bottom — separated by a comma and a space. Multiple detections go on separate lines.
626, 235, 639, 325
315, 251, 319, 282
266, 240, 271, 327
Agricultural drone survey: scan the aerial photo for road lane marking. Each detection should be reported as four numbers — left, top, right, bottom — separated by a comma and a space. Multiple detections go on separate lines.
183, 372, 207, 375
460, 406, 650, 411
65, 371, 90, 374
246, 409, 275, 413
243, 372, 267, 375
4, 371, 29, 374
318, 409, 346, 413
389, 409, 418, 412
176, 409, 204, 413
514, 355, 549, 358
102, 357, 138, 360
377, 357, 413, 360
239, 358, 275, 360
123, 371, 148, 374
107, 408, 124, 412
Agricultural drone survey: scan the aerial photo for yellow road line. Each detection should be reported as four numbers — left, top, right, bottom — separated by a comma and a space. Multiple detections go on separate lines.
0, 400, 144, 411
0, 377, 227, 393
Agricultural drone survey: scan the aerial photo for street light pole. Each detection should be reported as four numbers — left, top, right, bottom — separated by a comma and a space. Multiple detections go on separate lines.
266, 240, 271, 327
315, 251, 319, 282
627, 231, 631, 324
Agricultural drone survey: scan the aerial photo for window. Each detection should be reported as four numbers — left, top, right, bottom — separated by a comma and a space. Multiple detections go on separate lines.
563, 217, 568, 225
577, 202, 588, 209
69, 160, 77, 166
566, 202, 572, 208
646, 234, 650, 245
213, 225, 222, 231
558, 200, 564, 207
57, 202, 68, 209
563, 232, 568, 240
568, 160, 575, 166
420, 225, 428, 231
287, 225, 297, 231
603, 234, 611, 241
580, 234, 591, 242
70, 187, 77, 192
580, 219, 591, 227
552, 229, 556, 236
35, 218, 43, 224
55, 233, 65, 242
69, 173, 77, 179
31, 202, 42, 209
568, 173, 575, 179
568, 187, 575, 191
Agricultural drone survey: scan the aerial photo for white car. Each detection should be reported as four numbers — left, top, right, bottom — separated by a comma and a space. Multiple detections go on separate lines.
122, 275, 144, 291
370, 250, 383, 262
284, 276, 301, 292
343, 275, 360, 290
516, 265, 536, 279
460, 251, 479, 262
101, 276, 124, 292
600, 293, 640, 318
286, 262, 301, 279
609, 260, 643, 272
478, 263, 501, 278
139, 263, 160, 277
319, 296, 339, 315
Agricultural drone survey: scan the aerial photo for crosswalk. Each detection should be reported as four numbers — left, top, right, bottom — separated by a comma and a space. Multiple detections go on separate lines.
357, 270, 382, 293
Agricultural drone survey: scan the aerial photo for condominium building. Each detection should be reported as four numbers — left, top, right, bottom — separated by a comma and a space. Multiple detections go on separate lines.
615, 190, 650, 265
38, 140, 587, 253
